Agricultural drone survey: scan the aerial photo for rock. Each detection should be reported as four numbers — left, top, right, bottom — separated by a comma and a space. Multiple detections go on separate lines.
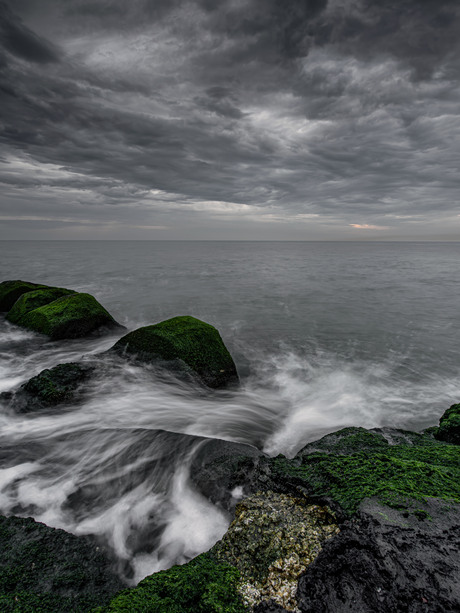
296, 498, 460, 613
97, 552, 247, 613
0, 280, 46, 311
190, 438, 267, 512
111, 316, 239, 388
2, 362, 96, 413
435, 403, 460, 444
6, 286, 76, 324
17, 292, 123, 339
211, 491, 339, 612
271, 426, 460, 516
0, 514, 124, 612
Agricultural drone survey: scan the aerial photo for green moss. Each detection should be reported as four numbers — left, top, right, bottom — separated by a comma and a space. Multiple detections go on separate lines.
435, 403, 460, 445
112, 316, 238, 388
0, 281, 46, 312
95, 553, 248, 613
18, 293, 119, 339
273, 438, 460, 515
19, 362, 94, 411
6, 287, 76, 324
0, 515, 123, 613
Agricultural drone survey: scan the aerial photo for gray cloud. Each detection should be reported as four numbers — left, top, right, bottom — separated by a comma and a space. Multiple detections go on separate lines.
0, 0, 459, 239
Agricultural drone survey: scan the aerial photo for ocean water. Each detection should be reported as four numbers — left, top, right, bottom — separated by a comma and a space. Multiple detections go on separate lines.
0, 240, 459, 582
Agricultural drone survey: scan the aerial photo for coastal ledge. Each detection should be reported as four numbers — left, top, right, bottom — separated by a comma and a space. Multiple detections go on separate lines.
0, 407, 458, 612
0, 278, 459, 611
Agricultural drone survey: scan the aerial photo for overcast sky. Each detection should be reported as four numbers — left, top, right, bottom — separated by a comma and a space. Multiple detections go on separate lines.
0, 0, 459, 240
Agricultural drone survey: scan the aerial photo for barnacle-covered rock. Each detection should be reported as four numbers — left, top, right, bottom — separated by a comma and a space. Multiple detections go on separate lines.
211, 491, 339, 611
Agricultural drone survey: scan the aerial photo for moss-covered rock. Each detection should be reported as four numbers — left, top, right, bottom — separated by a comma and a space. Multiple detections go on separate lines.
0, 515, 124, 612
2, 362, 96, 413
272, 427, 460, 516
435, 403, 460, 445
211, 491, 339, 611
0, 280, 46, 312
95, 552, 248, 613
112, 316, 239, 388
6, 287, 76, 325
17, 293, 122, 340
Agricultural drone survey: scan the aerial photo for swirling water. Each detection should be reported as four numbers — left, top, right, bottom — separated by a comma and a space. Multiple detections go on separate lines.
0, 240, 459, 582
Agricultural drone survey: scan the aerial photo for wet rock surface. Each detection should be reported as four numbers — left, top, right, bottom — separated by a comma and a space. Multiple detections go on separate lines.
112, 315, 239, 388
435, 403, 460, 445
297, 498, 460, 613
1, 361, 96, 413
0, 515, 125, 612
212, 491, 339, 612
0, 280, 46, 312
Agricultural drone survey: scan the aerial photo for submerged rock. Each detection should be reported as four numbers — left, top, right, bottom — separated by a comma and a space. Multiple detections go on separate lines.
211, 491, 339, 612
6, 286, 76, 324
0, 280, 46, 311
435, 403, 460, 444
0, 514, 124, 612
111, 316, 239, 388
2, 361, 96, 413
17, 292, 122, 339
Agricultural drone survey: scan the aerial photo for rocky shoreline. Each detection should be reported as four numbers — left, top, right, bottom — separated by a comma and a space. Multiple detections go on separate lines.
0, 280, 459, 612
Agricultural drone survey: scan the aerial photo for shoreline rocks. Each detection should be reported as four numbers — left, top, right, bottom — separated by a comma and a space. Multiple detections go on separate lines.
0, 280, 123, 339
111, 316, 239, 389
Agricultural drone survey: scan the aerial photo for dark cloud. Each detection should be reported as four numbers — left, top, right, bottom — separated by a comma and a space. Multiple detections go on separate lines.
0, 0, 459, 239
0, 1, 59, 63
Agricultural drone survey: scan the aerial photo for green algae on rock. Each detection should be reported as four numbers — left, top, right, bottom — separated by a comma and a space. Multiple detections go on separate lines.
273, 427, 460, 516
112, 316, 239, 388
5, 362, 96, 413
95, 552, 248, 613
0, 280, 46, 312
0, 515, 124, 613
211, 491, 339, 611
435, 403, 460, 445
6, 286, 76, 324
17, 292, 122, 339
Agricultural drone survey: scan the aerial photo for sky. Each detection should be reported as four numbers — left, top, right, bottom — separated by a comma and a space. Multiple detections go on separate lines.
0, 0, 459, 240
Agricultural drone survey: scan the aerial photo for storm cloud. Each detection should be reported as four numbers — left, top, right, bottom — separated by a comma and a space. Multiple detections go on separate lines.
0, 0, 459, 239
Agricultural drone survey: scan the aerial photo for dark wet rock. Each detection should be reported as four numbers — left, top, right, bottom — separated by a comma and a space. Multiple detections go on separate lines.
6, 286, 76, 324
211, 491, 339, 611
0, 280, 46, 311
1, 362, 96, 413
297, 498, 460, 613
111, 316, 239, 389
190, 438, 269, 512
435, 403, 460, 444
17, 292, 123, 339
0, 514, 125, 612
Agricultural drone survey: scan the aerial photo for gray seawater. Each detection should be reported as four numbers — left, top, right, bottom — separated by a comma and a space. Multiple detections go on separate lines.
0, 240, 459, 582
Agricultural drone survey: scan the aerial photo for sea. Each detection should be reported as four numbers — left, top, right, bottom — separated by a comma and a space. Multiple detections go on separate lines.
0, 240, 459, 582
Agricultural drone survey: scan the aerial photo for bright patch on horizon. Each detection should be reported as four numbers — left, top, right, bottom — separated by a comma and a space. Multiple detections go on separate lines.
350, 224, 390, 230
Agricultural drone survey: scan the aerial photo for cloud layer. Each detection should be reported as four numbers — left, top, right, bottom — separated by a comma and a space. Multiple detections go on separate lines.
1, 0, 459, 239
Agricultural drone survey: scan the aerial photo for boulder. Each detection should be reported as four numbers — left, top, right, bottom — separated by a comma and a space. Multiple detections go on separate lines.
296, 498, 460, 613
111, 316, 239, 388
435, 403, 460, 445
1, 361, 96, 413
6, 286, 76, 324
0, 280, 46, 311
0, 515, 124, 612
17, 292, 122, 339
211, 491, 339, 611
96, 552, 246, 613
